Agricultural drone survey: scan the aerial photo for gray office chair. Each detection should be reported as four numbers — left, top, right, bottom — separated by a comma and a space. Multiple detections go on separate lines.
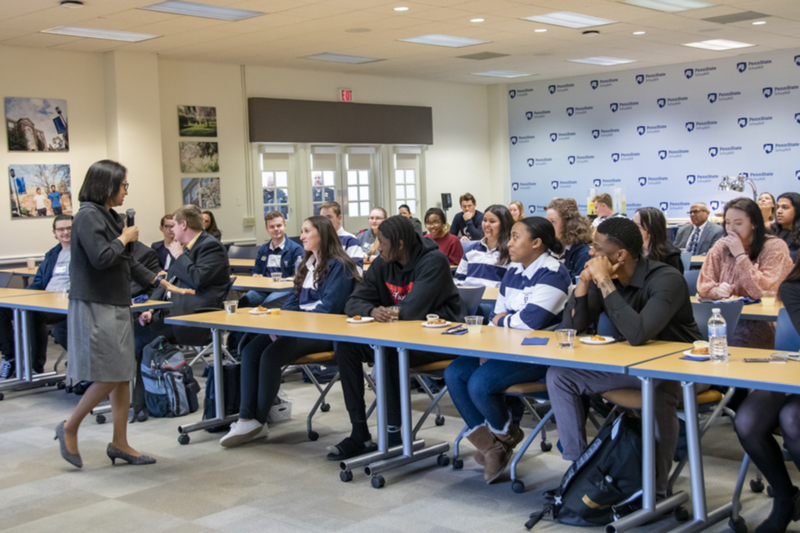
683, 270, 700, 297
228, 245, 259, 274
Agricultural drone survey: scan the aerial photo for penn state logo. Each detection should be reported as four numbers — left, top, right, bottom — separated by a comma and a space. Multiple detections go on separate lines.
659, 202, 669, 211
550, 133, 558, 142
795, 112, 800, 124
637, 126, 645, 136
686, 122, 695, 132
710, 201, 720, 211
796, 170, 800, 180
566, 107, 574, 116
685, 69, 694, 79
763, 87, 773, 98
741, 172, 749, 179
527, 158, 534, 167
611, 153, 620, 162
709, 147, 718, 157
590, 80, 599, 90
528, 205, 536, 214
639, 177, 647, 187
610, 103, 619, 113
512, 182, 520, 191
687, 175, 696, 185
511, 136, 518, 145
548, 85, 556, 94
509, 90, 516, 98
708, 93, 717, 103
592, 129, 600, 139
796, 55, 800, 66
738, 117, 747, 128
737, 62, 747, 73
551, 181, 559, 190
526, 111, 533, 120
657, 98, 666, 108
568, 156, 576, 165
764, 143, 774, 154
593, 179, 601, 187
636, 74, 644, 85
658, 150, 667, 160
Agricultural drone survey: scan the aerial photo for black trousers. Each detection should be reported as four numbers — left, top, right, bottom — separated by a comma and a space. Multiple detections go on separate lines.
334, 341, 450, 428
0, 307, 67, 372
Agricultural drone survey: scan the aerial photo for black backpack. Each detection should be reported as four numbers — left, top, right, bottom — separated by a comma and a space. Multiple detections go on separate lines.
141, 336, 200, 418
202, 362, 241, 432
525, 415, 643, 529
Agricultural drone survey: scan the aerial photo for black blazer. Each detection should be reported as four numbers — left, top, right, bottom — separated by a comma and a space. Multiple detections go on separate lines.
150, 240, 172, 270
131, 242, 161, 298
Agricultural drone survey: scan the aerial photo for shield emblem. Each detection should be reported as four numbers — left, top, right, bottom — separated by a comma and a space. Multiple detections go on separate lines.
686, 122, 695, 132
568, 156, 575, 165
659, 202, 669, 211
509, 90, 516, 98
738, 118, 747, 128
528, 205, 536, 214
526, 111, 533, 120
710, 201, 720, 211
639, 177, 647, 187
741, 172, 749, 179
764, 143, 774, 154
737, 62, 746, 73
611, 153, 620, 162
795, 113, 800, 124
566, 107, 574, 116
550, 133, 558, 142
637, 126, 645, 136
527, 158, 534, 167
685, 69, 694, 79
763, 87, 773, 98
796, 170, 800, 180
593, 179, 601, 187
510, 136, 518, 145
551, 181, 559, 190
658, 150, 667, 160
592, 129, 600, 139
687, 175, 696, 185
591, 80, 598, 89
708, 93, 717, 103
636, 74, 644, 85
512, 182, 519, 191
610, 103, 619, 112
709, 147, 718, 157
657, 98, 666, 108
549, 85, 556, 94
796, 55, 800, 66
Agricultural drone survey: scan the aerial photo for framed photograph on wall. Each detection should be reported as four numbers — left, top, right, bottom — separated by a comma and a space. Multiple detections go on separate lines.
9, 164, 72, 218
5, 97, 69, 152
181, 177, 220, 209
178, 106, 217, 137
179, 141, 219, 173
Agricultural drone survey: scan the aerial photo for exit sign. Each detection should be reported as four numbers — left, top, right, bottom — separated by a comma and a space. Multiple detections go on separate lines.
340, 89, 353, 102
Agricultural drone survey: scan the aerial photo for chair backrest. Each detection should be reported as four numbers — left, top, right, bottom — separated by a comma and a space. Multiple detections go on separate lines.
460, 240, 479, 253
683, 270, 700, 297
680, 251, 692, 272
228, 245, 258, 260
458, 286, 486, 316
775, 308, 800, 351
0, 272, 13, 288
691, 301, 744, 342
289, 236, 302, 246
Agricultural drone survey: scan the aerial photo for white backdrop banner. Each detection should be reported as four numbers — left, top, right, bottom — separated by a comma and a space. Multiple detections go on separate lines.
507, 48, 800, 219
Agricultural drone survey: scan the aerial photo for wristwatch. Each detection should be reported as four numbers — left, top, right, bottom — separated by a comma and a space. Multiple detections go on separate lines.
153, 274, 165, 288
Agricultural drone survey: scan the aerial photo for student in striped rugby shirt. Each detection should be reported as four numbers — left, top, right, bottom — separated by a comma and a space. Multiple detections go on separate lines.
454, 204, 514, 288
445, 217, 571, 483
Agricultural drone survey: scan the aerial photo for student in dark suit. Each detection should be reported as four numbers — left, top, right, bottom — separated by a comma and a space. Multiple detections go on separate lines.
150, 214, 176, 270
673, 202, 726, 255
133, 204, 231, 420
130, 242, 161, 299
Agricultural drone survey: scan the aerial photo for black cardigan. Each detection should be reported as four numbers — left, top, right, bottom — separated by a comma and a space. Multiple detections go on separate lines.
69, 201, 157, 306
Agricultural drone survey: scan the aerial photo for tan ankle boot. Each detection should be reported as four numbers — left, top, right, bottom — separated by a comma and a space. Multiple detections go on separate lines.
465, 426, 510, 483
474, 424, 524, 466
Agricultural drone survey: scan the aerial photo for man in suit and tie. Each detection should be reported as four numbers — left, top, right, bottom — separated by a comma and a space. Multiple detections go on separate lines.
673, 202, 726, 255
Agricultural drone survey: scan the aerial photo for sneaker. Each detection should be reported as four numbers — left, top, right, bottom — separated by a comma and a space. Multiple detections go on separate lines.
219, 419, 266, 448
0, 359, 14, 380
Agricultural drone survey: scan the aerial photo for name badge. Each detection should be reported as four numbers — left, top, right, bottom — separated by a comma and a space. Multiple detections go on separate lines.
261, 256, 267, 261
54, 265, 67, 274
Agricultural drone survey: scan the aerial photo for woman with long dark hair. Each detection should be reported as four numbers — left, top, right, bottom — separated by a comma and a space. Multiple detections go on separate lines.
546, 198, 592, 279
57, 160, 186, 468
444, 217, 571, 483
771, 192, 800, 261
202, 210, 221, 240
454, 204, 514, 287
697, 197, 793, 348
633, 206, 683, 271
220, 216, 361, 447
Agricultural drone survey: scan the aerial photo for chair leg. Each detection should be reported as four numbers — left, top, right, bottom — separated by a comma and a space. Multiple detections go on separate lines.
364, 368, 378, 420
509, 409, 556, 492
412, 372, 442, 422
453, 424, 469, 460
53, 349, 67, 374
412, 385, 449, 440
305, 372, 339, 439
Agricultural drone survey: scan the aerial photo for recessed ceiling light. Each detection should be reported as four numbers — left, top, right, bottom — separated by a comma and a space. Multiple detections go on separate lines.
301, 53, 384, 64
471, 18, 484, 22
394, 6, 409, 11
521, 12, 616, 29
141, 1, 264, 21
752, 20, 766, 25
633, 31, 646, 35
41, 26, 160, 42
568, 56, 637, 66
399, 34, 489, 48
471, 71, 532, 78
682, 39, 755, 50
60, 0, 84, 8
624, 0, 714, 12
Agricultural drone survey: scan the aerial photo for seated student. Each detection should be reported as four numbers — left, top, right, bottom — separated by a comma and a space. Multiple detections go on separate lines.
674, 202, 725, 255
151, 214, 176, 271
318, 201, 367, 272
735, 258, 800, 533
590, 193, 625, 227
547, 217, 702, 498
758, 192, 777, 228
202, 210, 222, 241
455, 204, 514, 287
546, 198, 592, 280
133, 205, 231, 420
509, 200, 526, 222
130, 242, 161, 299
220, 216, 361, 447
398, 204, 423, 237
357, 207, 387, 262
770, 192, 800, 261
330, 216, 463, 459
0, 215, 73, 378
424, 207, 463, 266
445, 217, 570, 483
450, 192, 484, 241
698, 198, 793, 348
634, 207, 683, 271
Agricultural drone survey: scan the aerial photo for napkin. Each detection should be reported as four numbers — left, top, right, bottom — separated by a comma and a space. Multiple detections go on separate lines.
522, 337, 549, 346
680, 355, 710, 362
442, 326, 468, 335
741, 297, 761, 305
132, 295, 149, 304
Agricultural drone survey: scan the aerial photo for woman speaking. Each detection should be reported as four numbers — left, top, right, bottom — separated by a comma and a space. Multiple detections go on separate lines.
56, 160, 188, 468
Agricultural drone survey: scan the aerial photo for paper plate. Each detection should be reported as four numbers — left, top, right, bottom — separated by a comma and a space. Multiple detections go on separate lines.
578, 336, 616, 345
421, 321, 452, 328
347, 317, 375, 324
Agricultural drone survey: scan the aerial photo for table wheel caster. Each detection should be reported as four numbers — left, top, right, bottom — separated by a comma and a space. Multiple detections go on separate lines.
95, 414, 106, 424
453, 458, 464, 470
308, 430, 319, 441
729, 517, 747, 533
57, 381, 66, 390
541, 440, 553, 452
340, 470, 353, 482
750, 478, 765, 493
178, 434, 190, 445
674, 506, 689, 522
435, 415, 445, 426
320, 403, 330, 412
512, 480, 525, 493
437, 454, 450, 467
371, 475, 385, 489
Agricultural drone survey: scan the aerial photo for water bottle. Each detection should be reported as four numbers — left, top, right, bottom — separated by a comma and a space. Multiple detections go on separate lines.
708, 309, 728, 363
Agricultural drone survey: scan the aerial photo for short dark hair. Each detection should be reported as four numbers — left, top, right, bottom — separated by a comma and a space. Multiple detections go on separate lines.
724, 197, 767, 262
424, 207, 446, 225
459, 193, 476, 206
399, 204, 411, 213
319, 201, 341, 217
78, 160, 127, 205
264, 210, 285, 223
52, 214, 73, 230
377, 215, 420, 260
160, 214, 174, 227
597, 217, 643, 258
174, 205, 204, 231
518, 217, 564, 255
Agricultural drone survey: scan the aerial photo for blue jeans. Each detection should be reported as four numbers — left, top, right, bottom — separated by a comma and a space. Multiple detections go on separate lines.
240, 290, 291, 308
444, 356, 548, 432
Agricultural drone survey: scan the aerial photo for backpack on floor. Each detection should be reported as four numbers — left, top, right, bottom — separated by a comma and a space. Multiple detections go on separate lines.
202, 361, 241, 432
141, 336, 200, 418
301, 363, 338, 384
525, 414, 643, 530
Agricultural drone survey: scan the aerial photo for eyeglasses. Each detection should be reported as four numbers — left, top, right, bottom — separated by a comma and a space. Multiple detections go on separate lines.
162, 224, 175, 230
122, 183, 129, 191
687, 210, 707, 215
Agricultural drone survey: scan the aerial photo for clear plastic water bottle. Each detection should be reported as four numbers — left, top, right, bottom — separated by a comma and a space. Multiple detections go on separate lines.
708, 308, 728, 363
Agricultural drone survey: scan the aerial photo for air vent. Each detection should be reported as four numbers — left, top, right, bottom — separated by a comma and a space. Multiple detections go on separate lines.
702, 11, 769, 24
456, 52, 510, 60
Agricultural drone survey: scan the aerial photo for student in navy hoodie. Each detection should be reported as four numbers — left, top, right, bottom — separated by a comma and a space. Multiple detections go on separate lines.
220, 216, 360, 448
328, 215, 463, 460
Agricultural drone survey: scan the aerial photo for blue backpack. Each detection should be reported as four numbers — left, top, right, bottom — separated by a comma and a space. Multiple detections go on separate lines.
141, 336, 200, 418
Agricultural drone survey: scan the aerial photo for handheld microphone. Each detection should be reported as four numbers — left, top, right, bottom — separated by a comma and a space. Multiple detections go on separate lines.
126, 208, 136, 253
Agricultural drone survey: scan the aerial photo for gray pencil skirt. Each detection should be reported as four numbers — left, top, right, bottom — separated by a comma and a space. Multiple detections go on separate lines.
67, 299, 136, 383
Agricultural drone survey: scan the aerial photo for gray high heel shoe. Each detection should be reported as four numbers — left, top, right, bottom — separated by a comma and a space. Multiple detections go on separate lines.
55, 421, 82, 468
106, 443, 156, 466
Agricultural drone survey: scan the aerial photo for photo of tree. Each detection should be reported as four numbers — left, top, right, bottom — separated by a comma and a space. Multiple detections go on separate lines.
178, 105, 217, 137
6, 97, 69, 152
9, 164, 72, 218
179, 141, 219, 173
182, 177, 220, 209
